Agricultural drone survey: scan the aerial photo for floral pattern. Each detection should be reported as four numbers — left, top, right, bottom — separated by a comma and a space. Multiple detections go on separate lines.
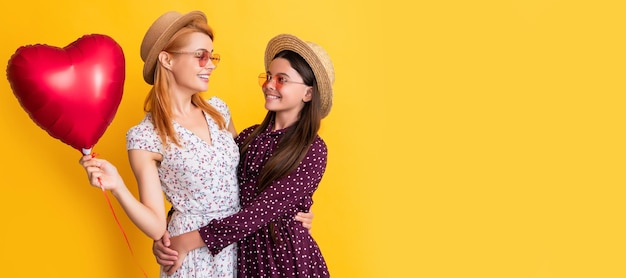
127, 97, 240, 278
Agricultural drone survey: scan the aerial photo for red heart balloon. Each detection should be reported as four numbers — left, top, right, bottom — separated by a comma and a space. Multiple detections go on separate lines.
6, 34, 125, 154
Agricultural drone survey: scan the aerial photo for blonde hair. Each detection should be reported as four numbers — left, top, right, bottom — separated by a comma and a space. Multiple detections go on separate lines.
143, 19, 226, 147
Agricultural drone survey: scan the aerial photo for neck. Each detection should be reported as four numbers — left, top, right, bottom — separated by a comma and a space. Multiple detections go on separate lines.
272, 113, 299, 131
170, 91, 196, 118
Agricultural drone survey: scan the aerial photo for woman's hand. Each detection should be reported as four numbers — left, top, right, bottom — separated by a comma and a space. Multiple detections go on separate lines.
295, 211, 314, 234
78, 155, 124, 192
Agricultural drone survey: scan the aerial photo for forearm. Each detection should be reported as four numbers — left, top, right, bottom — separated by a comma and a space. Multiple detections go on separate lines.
198, 136, 327, 254
199, 180, 316, 254
112, 186, 166, 240
175, 230, 204, 253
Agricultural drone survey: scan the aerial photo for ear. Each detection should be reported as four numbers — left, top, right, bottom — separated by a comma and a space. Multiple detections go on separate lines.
158, 51, 173, 70
302, 87, 313, 102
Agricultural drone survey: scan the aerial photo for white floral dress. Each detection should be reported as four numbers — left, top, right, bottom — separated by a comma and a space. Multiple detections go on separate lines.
127, 97, 240, 278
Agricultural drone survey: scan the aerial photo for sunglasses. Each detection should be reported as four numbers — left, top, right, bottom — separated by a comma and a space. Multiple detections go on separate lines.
258, 73, 308, 88
168, 50, 221, 67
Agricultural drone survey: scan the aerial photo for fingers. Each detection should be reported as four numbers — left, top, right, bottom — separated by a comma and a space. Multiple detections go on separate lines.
165, 249, 186, 275
81, 159, 103, 173
81, 166, 101, 187
79, 157, 112, 187
80, 156, 112, 170
295, 212, 314, 233
167, 262, 183, 276
297, 211, 314, 220
156, 255, 177, 266
153, 236, 178, 267
163, 265, 172, 273
79, 155, 104, 166
301, 222, 312, 230
295, 212, 313, 224
78, 155, 92, 164
163, 231, 172, 247
154, 242, 179, 257
89, 171, 103, 187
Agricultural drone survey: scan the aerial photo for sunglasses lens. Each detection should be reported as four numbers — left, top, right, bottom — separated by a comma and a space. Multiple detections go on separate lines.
258, 73, 267, 87
197, 51, 209, 67
211, 53, 220, 66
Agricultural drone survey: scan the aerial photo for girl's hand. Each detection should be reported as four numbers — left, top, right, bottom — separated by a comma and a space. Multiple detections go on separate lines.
165, 234, 189, 275
153, 231, 179, 272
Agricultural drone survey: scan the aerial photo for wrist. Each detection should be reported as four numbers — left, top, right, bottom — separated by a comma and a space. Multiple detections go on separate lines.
110, 182, 129, 198
181, 230, 204, 252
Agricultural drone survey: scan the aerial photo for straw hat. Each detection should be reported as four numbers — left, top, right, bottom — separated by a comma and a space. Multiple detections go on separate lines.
140, 11, 207, 85
264, 34, 335, 118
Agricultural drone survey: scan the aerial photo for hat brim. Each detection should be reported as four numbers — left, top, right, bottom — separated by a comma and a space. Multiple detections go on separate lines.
264, 34, 333, 118
142, 11, 207, 84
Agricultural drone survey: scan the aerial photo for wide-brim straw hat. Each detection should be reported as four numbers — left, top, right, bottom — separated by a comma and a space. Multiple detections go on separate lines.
140, 11, 207, 85
264, 34, 335, 118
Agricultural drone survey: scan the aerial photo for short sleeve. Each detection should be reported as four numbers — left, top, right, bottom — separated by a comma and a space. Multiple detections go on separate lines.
207, 96, 231, 127
126, 115, 162, 154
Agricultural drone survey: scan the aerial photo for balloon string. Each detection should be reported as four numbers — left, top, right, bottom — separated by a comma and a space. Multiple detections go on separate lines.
92, 153, 149, 278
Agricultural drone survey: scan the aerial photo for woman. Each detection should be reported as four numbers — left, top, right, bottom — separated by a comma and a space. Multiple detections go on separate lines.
155, 34, 335, 278
80, 12, 312, 278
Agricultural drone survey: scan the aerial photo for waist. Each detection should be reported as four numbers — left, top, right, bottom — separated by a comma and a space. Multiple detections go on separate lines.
168, 208, 238, 236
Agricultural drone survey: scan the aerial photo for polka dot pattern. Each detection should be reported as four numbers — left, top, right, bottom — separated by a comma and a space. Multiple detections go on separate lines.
199, 124, 330, 277
127, 97, 240, 278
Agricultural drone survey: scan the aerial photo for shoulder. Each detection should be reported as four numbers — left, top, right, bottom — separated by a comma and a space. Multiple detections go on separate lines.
235, 124, 260, 145
126, 114, 162, 152
206, 96, 232, 124
309, 135, 328, 156
126, 114, 156, 138
298, 135, 328, 173
207, 96, 229, 113
241, 125, 260, 137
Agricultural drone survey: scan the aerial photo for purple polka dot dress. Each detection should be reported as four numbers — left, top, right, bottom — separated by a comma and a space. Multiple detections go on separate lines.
199, 124, 330, 278
127, 97, 240, 278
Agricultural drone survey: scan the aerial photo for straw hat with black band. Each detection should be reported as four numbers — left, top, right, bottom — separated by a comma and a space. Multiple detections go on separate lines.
140, 10, 207, 85
264, 34, 335, 118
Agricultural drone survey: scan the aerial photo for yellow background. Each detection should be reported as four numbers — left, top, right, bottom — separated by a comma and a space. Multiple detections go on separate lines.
1, 0, 625, 277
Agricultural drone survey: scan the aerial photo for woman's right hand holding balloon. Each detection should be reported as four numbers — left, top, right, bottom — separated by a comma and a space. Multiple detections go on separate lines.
79, 155, 125, 192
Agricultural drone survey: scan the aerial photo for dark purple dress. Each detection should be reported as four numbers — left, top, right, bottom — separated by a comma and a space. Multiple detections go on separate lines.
199, 124, 330, 277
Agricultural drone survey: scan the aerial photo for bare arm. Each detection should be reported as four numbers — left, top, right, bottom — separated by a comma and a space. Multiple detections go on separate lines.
125, 149, 167, 240
80, 151, 167, 240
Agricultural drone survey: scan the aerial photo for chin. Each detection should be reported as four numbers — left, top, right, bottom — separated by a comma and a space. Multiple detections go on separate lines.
196, 84, 209, 92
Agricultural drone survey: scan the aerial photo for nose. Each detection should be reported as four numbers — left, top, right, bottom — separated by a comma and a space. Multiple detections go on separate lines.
265, 77, 277, 90
204, 61, 216, 69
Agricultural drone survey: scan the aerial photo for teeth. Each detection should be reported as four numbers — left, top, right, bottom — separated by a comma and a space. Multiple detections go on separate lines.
266, 95, 280, 99
198, 74, 209, 78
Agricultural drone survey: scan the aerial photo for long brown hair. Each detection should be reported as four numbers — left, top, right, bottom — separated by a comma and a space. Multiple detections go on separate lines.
241, 50, 323, 192
144, 19, 226, 147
